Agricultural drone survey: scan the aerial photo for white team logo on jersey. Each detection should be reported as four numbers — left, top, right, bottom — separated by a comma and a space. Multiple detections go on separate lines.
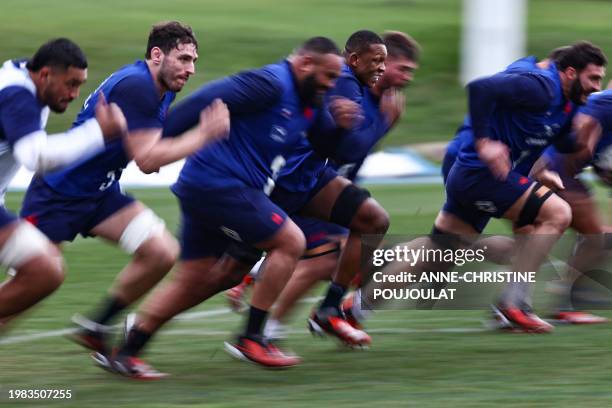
474, 201, 497, 213
0, 141, 10, 155
269, 125, 287, 142
220, 226, 242, 242
337, 163, 356, 177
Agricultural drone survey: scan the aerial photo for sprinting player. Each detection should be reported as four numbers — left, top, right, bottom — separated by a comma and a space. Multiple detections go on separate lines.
228, 30, 396, 347
20, 22, 229, 353
258, 31, 420, 342
0, 38, 126, 329
441, 46, 608, 325
248, 30, 390, 349
98, 37, 355, 377
534, 88, 612, 321
359, 42, 607, 333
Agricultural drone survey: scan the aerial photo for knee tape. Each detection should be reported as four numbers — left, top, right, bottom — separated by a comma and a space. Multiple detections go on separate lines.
119, 209, 166, 254
0, 222, 50, 268
516, 183, 554, 228
329, 184, 371, 227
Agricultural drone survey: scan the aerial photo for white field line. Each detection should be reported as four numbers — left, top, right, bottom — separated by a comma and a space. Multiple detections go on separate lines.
0, 297, 320, 345
2, 260, 572, 347
0, 307, 236, 345
159, 327, 486, 337
0, 323, 486, 345
0, 313, 484, 346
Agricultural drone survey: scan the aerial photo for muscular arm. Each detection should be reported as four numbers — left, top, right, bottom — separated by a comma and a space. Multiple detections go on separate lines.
329, 76, 390, 162
467, 73, 554, 179
126, 69, 282, 173
308, 75, 389, 163
115, 70, 275, 173
126, 100, 229, 174
0, 87, 105, 172
545, 105, 608, 180
13, 120, 104, 172
560, 112, 602, 166
162, 69, 283, 137
469, 72, 553, 141
530, 112, 602, 183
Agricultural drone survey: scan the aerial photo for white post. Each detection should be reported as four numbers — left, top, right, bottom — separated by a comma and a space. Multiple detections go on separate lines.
461, 0, 527, 85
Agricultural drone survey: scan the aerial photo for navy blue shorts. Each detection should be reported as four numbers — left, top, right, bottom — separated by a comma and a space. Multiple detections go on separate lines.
443, 163, 533, 232
20, 176, 135, 242
292, 215, 348, 251
271, 165, 338, 215
442, 135, 462, 184
441, 151, 456, 185
174, 186, 288, 260
0, 206, 17, 230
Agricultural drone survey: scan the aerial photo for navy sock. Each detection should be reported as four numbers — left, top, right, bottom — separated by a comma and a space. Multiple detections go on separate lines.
91, 295, 127, 326
245, 306, 268, 338
320, 282, 347, 312
119, 327, 152, 357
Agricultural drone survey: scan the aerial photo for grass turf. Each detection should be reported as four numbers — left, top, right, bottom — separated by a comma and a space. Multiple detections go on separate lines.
0, 185, 610, 407
1, 0, 611, 148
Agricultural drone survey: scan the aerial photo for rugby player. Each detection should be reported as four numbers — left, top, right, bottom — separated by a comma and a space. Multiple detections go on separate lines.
0, 38, 126, 329
360, 42, 607, 333
19, 22, 229, 353
227, 30, 389, 350
532, 86, 612, 323
98, 37, 354, 377
256, 31, 421, 342
441, 46, 609, 326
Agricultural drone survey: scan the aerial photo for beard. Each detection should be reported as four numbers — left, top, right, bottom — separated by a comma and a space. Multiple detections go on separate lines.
568, 78, 587, 106
298, 74, 325, 107
158, 63, 185, 93
43, 89, 68, 113
48, 102, 67, 113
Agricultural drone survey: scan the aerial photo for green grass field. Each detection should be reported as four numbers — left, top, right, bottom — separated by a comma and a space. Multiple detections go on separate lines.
2, 1, 612, 406
0, 185, 611, 408
1, 0, 612, 147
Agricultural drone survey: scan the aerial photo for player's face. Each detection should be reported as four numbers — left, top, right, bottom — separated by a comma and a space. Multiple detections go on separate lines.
351, 43, 387, 87
381, 56, 418, 89
568, 63, 605, 105
301, 53, 343, 106
41, 66, 87, 113
159, 42, 198, 92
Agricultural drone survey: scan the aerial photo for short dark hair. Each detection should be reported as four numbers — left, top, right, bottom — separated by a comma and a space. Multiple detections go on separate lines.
145, 21, 198, 58
345, 30, 384, 55
26, 38, 87, 72
382, 31, 421, 62
548, 45, 571, 63
555, 41, 607, 71
297, 36, 341, 56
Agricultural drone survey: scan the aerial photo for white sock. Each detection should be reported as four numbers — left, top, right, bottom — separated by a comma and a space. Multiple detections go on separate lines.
263, 318, 286, 340
248, 257, 265, 279
351, 289, 372, 322
500, 281, 532, 309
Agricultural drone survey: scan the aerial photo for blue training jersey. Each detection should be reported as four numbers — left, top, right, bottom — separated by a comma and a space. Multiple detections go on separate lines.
0, 59, 50, 200
444, 115, 477, 166
277, 64, 391, 191
0, 60, 49, 147
42, 60, 175, 197
166, 60, 336, 197
580, 90, 612, 165
544, 90, 612, 168
456, 56, 577, 176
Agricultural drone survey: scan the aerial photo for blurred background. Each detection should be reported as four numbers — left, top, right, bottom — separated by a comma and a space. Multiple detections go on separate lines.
1, 1, 612, 407
3, 0, 611, 147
